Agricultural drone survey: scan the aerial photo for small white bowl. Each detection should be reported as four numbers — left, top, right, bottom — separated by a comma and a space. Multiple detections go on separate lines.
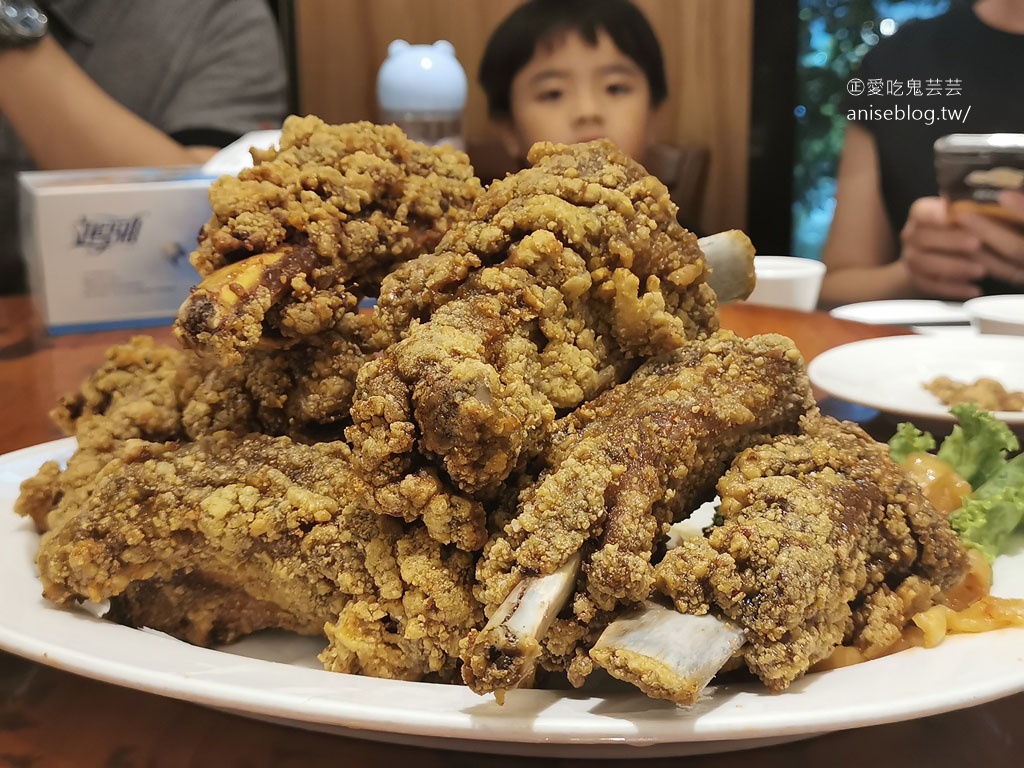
963, 295, 1024, 335
745, 255, 826, 312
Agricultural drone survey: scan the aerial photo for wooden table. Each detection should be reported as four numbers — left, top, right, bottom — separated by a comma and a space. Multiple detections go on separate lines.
1, 295, 1022, 767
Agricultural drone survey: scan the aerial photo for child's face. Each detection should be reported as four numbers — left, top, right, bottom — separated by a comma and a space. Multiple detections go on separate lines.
501, 29, 656, 162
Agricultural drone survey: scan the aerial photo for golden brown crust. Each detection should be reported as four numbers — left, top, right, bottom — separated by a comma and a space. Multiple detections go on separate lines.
478, 331, 813, 608
33, 431, 482, 680
16, 119, 976, 702
320, 527, 482, 682
179, 320, 373, 440
193, 116, 481, 284
655, 414, 970, 692
15, 337, 187, 533
349, 141, 720, 535
463, 331, 814, 692
176, 116, 482, 363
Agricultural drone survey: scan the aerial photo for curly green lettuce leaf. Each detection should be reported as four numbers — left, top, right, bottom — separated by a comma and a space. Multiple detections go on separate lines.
888, 421, 936, 464
950, 452, 1024, 561
890, 403, 1024, 561
936, 403, 1020, 489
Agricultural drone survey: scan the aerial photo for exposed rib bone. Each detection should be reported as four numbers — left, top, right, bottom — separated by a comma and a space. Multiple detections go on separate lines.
175, 244, 320, 359
699, 230, 756, 304
590, 601, 746, 706
461, 553, 581, 701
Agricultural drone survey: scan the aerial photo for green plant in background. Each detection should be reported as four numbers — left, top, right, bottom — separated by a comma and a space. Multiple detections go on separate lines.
793, 0, 954, 259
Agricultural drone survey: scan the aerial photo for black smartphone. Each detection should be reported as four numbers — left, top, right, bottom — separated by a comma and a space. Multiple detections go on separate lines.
935, 133, 1024, 224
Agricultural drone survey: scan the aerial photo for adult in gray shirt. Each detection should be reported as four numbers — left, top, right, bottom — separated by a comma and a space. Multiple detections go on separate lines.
0, 0, 289, 294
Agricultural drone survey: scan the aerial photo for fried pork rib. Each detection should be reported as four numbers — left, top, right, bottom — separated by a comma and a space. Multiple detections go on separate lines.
461, 331, 815, 698
17, 117, 975, 703
15, 337, 188, 534
33, 432, 481, 680
179, 313, 378, 439
347, 140, 720, 545
651, 414, 970, 695
176, 116, 482, 363
373, 140, 717, 345
173, 118, 480, 435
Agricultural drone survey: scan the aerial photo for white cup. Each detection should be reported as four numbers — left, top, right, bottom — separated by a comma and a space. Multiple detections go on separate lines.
745, 255, 826, 312
963, 295, 1024, 335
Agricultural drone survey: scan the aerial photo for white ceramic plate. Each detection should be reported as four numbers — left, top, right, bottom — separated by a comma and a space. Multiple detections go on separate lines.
830, 299, 970, 327
3, 439, 1024, 758
808, 335, 1024, 426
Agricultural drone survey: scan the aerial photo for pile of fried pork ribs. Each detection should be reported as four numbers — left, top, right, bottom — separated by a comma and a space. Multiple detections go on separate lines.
14, 116, 969, 706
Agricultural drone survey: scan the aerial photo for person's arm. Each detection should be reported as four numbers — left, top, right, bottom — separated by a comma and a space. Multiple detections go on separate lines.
820, 123, 986, 307
819, 123, 912, 307
0, 36, 216, 170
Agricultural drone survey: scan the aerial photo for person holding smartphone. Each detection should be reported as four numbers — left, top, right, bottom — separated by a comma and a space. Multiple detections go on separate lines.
818, 0, 1024, 308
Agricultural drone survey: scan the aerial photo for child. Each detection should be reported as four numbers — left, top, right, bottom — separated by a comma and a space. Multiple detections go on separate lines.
479, 0, 667, 166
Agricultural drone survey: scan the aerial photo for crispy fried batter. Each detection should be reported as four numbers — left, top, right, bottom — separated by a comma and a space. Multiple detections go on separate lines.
36, 434, 361, 639
48, 336, 186, 440
655, 414, 970, 692
14, 117, 979, 703
348, 141, 719, 541
320, 525, 482, 681
13, 328, 376, 540
375, 141, 715, 346
180, 315, 377, 439
34, 431, 482, 679
176, 116, 481, 362
15, 337, 187, 532
462, 331, 814, 695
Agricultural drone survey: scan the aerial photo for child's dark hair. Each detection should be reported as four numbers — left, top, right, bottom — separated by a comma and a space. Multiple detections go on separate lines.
479, 0, 668, 118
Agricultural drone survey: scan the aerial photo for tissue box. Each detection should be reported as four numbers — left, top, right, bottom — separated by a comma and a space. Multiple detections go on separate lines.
18, 166, 216, 335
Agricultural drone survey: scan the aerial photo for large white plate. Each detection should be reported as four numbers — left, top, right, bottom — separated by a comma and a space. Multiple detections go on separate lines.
808, 335, 1024, 426
2, 439, 1024, 758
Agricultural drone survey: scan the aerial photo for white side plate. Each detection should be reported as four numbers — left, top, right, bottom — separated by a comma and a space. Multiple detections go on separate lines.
808, 335, 1024, 425
830, 299, 969, 326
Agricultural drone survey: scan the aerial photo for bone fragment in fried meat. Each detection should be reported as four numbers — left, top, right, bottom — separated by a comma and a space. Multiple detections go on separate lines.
611, 414, 971, 703
699, 230, 756, 304
475, 331, 815, 612
461, 553, 581, 701
176, 244, 320, 359
590, 601, 746, 706
464, 331, 814, 698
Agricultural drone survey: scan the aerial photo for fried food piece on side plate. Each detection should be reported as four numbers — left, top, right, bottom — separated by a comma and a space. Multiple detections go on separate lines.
640, 414, 969, 699
461, 330, 815, 699
34, 432, 482, 680
348, 140, 719, 549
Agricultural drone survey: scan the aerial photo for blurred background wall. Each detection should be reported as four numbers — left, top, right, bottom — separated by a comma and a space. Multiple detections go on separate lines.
291, 0, 754, 238
273, 1, 965, 259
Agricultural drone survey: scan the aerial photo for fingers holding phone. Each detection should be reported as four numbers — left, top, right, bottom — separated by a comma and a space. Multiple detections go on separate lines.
934, 133, 1024, 290
899, 196, 986, 299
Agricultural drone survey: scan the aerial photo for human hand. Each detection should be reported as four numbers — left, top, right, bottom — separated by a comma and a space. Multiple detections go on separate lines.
953, 190, 1024, 287
898, 197, 985, 300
